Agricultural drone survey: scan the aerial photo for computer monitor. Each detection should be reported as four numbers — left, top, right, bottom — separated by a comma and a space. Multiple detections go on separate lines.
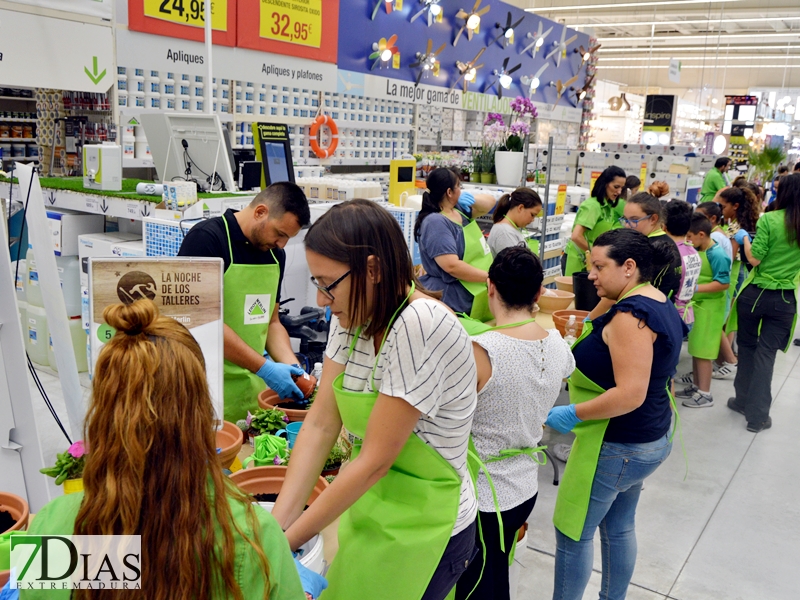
252, 122, 295, 187
140, 113, 237, 193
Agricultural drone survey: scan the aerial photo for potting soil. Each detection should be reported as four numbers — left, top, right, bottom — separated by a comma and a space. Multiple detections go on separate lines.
0, 509, 17, 532
279, 401, 311, 410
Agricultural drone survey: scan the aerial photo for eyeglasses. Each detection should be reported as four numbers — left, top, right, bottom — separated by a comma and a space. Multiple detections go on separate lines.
310, 271, 351, 301
618, 216, 649, 227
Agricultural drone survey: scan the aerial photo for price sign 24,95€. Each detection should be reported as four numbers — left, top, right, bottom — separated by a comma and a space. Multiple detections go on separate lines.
144, 0, 228, 31
260, 0, 322, 49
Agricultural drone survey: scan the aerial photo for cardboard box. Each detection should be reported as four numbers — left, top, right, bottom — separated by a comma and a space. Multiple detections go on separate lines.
78, 232, 142, 287
47, 209, 105, 256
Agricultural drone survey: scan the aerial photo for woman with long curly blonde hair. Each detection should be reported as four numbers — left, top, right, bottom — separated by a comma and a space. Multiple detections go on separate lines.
25, 299, 306, 600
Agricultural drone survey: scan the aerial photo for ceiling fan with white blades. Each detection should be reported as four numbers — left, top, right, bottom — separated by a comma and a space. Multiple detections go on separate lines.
409, 0, 443, 26
520, 63, 549, 97
520, 21, 553, 58
574, 42, 602, 68
545, 25, 578, 68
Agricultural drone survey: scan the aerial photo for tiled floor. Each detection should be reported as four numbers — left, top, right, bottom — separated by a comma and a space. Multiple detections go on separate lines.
27, 338, 800, 600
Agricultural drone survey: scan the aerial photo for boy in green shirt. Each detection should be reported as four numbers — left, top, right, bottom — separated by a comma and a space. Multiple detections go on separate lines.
678, 214, 731, 407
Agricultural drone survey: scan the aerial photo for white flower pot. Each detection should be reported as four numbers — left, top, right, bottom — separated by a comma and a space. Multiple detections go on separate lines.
495, 151, 525, 186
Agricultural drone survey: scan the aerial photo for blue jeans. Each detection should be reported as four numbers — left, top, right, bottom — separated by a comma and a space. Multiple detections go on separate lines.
553, 434, 672, 600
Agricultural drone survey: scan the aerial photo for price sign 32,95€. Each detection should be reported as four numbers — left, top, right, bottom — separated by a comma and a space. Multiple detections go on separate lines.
144, 0, 227, 31
260, 0, 322, 49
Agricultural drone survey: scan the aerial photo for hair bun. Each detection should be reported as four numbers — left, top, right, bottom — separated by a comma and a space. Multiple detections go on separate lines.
648, 181, 670, 198
103, 299, 159, 337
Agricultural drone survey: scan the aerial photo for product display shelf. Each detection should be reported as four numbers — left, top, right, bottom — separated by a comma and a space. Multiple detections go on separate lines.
0, 177, 245, 221
122, 158, 155, 169
0, 138, 36, 143
0, 96, 35, 102
0, 118, 37, 123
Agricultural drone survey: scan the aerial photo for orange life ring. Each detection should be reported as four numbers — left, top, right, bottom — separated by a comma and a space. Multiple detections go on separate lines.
309, 114, 339, 159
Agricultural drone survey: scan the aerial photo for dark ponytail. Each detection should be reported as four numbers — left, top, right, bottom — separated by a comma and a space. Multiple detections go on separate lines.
593, 228, 674, 283
414, 167, 459, 241
775, 172, 800, 246
696, 201, 723, 225
719, 187, 758, 232
492, 187, 542, 224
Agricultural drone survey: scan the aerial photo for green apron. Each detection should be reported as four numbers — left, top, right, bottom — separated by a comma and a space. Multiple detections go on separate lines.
222, 218, 280, 423
457, 210, 494, 322
503, 215, 540, 255
726, 266, 800, 352
687, 249, 727, 360
323, 285, 465, 600
553, 284, 677, 541
564, 203, 619, 276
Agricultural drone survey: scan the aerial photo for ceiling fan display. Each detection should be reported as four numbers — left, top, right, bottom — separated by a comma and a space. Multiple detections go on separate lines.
410, 39, 447, 85
545, 26, 579, 68
409, 0, 443, 26
454, 0, 491, 46
488, 11, 525, 49
520, 21, 554, 58
520, 63, 550, 96
450, 48, 486, 92
484, 56, 522, 98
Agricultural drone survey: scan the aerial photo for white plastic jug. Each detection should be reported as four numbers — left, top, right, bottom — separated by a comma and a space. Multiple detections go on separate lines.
12, 259, 26, 303
25, 304, 49, 366
48, 316, 89, 373
26, 252, 43, 308
56, 255, 82, 317
17, 300, 27, 342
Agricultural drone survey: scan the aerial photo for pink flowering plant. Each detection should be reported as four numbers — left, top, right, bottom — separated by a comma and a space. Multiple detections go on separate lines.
499, 96, 538, 152
40, 440, 87, 485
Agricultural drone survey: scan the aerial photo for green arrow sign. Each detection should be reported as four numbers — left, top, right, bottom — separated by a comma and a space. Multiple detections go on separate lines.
84, 56, 107, 85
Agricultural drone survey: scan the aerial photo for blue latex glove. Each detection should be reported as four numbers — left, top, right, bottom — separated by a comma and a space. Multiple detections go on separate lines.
294, 558, 328, 599
733, 229, 750, 245
545, 404, 582, 434
0, 581, 19, 600
457, 190, 476, 212
256, 359, 305, 400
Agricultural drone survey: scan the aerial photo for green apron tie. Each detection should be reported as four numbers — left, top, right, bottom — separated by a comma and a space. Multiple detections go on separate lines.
454, 209, 494, 322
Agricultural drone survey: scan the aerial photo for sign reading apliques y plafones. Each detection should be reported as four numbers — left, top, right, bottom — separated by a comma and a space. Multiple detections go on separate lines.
89, 258, 224, 419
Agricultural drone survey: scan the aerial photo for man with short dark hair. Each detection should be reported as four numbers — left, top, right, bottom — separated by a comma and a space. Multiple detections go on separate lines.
179, 181, 311, 421
700, 157, 731, 203
794, 161, 800, 172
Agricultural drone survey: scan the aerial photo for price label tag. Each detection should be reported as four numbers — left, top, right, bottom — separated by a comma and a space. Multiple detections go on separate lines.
127, 202, 140, 217
639, 162, 648, 190
84, 197, 99, 213
555, 184, 567, 215
260, 0, 322, 48
144, 0, 227, 31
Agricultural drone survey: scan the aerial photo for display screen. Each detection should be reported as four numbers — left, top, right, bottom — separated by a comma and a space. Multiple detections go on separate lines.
397, 166, 414, 183
724, 105, 735, 121
722, 121, 732, 135
737, 105, 756, 122
265, 142, 290, 184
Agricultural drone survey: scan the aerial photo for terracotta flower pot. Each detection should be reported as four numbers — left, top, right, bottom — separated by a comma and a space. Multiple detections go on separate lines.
216, 420, 244, 470
229, 466, 328, 505
0, 571, 9, 589
0, 491, 29, 534
554, 276, 574, 294
258, 376, 317, 423
537, 290, 575, 314
552, 310, 590, 338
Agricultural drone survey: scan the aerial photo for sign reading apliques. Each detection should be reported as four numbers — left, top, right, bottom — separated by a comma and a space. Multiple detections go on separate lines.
89, 258, 224, 419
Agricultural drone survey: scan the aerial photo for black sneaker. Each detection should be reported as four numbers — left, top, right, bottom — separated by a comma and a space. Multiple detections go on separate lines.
746, 417, 772, 433
727, 398, 745, 416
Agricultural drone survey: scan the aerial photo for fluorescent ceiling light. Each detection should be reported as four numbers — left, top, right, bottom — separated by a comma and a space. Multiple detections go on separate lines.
599, 32, 800, 42
526, 0, 741, 12
602, 64, 800, 69
600, 45, 800, 52
572, 16, 800, 28
601, 55, 800, 61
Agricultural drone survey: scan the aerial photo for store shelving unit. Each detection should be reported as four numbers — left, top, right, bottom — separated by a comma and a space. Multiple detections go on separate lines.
0, 88, 38, 168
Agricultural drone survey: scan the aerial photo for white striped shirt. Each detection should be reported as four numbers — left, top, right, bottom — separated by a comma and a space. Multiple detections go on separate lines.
325, 298, 478, 536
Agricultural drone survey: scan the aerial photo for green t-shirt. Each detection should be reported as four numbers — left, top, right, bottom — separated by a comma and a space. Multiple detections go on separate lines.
699, 168, 726, 203
750, 209, 800, 290
573, 197, 622, 244
21, 490, 306, 600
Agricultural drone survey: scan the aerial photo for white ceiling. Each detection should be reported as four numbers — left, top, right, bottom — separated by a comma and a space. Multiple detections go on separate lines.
505, 0, 800, 99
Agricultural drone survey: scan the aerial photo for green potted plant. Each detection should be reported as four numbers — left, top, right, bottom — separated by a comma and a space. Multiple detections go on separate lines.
489, 98, 538, 186
322, 443, 350, 477
40, 441, 86, 494
246, 408, 290, 446
471, 145, 484, 180
747, 145, 787, 184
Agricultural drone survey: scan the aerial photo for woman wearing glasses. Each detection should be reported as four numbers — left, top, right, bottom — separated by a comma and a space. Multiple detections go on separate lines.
415, 167, 497, 321
273, 200, 479, 600
620, 192, 682, 300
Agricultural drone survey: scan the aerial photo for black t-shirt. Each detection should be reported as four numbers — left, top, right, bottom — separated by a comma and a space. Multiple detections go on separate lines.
651, 234, 682, 302
178, 209, 286, 304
